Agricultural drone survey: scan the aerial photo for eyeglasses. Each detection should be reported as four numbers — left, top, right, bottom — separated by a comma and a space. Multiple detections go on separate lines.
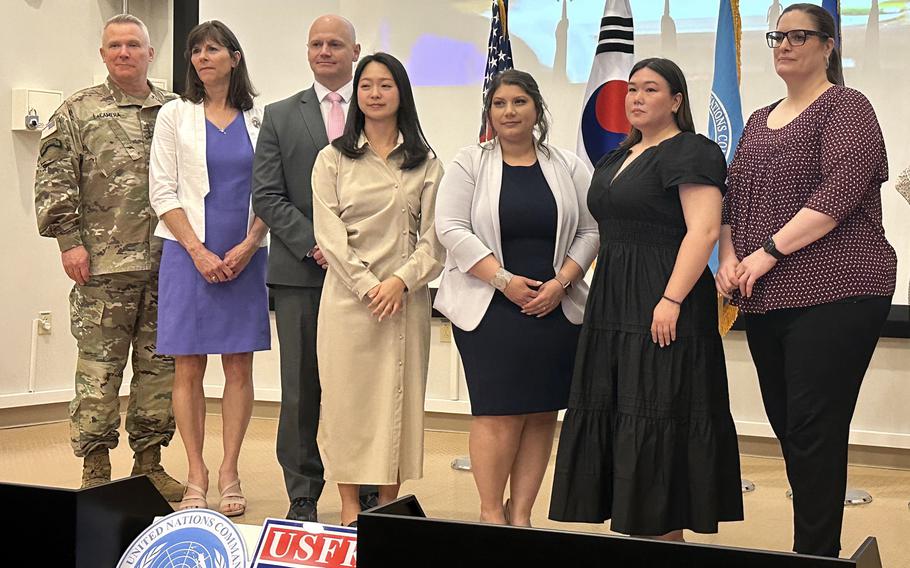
766, 29, 830, 48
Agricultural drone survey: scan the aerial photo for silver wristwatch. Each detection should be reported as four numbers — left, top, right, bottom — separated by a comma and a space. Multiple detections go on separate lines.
490, 267, 514, 291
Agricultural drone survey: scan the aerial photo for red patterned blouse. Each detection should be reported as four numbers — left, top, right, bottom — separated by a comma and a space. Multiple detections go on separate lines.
722, 85, 896, 314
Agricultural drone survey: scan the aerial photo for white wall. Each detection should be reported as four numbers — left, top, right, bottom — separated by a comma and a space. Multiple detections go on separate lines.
2, 1, 908, 451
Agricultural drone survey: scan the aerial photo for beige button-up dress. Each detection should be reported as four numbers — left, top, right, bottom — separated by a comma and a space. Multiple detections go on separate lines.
312, 137, 444, 485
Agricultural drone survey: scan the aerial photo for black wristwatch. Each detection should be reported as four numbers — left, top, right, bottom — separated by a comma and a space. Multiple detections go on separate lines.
762, 236, 787, 260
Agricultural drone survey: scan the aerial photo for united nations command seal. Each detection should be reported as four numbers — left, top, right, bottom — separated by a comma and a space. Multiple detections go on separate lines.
117, 509, 248, 568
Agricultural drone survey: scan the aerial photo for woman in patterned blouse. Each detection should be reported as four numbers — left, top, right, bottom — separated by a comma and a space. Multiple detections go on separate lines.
717, 3, 896, 558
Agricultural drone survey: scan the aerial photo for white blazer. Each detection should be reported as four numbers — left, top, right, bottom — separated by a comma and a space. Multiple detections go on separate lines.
434, 141, 599, 331
149, 98, 267, 246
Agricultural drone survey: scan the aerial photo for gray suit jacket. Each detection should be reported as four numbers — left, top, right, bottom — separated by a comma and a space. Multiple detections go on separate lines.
252, 87, 328, 287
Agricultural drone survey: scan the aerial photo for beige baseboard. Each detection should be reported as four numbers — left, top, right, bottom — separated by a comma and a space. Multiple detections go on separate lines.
426, 411, 473, 433
0, 401, 70, 429
6, 401, 910, 470
206, 398, 280, 419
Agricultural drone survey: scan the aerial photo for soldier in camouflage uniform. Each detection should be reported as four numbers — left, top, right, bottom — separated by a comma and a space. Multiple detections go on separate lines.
34, 14, 183, 501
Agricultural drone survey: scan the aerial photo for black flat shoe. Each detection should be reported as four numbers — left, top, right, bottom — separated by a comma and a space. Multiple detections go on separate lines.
287, 497, 318, 522
359, 492, 380, 511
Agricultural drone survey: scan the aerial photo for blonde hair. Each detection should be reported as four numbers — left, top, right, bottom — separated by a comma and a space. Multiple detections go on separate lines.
103, 13, 151, 46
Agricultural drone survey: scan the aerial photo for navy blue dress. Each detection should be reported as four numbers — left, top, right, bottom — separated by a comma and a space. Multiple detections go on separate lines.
453, 162, 581, 416
157, 114, 270, 355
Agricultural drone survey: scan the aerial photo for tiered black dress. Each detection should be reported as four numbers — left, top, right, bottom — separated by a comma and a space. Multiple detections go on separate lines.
548, 132, 743, 535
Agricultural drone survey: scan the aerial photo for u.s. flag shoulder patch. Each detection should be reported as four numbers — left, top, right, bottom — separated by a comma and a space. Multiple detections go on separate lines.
40, 119, 57, 140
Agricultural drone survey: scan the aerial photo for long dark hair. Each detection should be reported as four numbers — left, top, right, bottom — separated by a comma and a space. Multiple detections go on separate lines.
332, 52, 433, 170
182, 20, 256, 111
618, 58, 695, 152
779, 3, 844, 86
482, 69, 550, 157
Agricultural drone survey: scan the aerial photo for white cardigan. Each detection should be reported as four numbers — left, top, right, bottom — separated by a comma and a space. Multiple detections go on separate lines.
433, 141, 599, 331
149, 98, 267, 246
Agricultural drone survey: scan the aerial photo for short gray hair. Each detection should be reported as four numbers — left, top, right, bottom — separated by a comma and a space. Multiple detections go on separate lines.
103, 13, 151, 46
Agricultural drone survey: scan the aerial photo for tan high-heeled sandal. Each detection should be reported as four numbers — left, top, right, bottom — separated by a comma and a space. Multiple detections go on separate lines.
219, 479, 246, 517
178, 482, 208, 511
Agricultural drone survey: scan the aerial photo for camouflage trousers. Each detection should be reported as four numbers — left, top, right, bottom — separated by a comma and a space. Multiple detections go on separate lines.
68, 270, 175, 457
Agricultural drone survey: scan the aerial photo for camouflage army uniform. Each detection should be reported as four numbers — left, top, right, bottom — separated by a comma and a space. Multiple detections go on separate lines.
35, 78, 179, 458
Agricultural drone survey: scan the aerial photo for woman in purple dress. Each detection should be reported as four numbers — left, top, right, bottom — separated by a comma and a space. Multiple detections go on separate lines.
149, 21, 269, 517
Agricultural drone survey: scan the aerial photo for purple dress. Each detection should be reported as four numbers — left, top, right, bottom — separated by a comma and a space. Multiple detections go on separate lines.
157, 114, 270, 355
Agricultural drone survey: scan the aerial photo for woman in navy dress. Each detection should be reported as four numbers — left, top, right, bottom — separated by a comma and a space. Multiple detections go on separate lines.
549, 58, 743, 539
149, 21, 269, 517
435, 70, 598, 526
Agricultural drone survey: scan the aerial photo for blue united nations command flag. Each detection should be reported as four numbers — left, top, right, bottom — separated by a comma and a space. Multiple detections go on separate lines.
708, 0, 744, 332
707, 0, 744, 166
480, 0, 514, 142
707, 0, 743, 270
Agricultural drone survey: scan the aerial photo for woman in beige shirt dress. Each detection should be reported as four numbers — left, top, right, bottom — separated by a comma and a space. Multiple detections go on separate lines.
312, 52, 444, 526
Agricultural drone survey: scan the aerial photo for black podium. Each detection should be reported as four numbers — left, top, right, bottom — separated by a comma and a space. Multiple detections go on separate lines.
0, 476, 173, 568
357, 495, 882, 568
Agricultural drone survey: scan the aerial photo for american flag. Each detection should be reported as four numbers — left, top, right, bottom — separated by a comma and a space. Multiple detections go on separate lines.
480, 0, 514, 142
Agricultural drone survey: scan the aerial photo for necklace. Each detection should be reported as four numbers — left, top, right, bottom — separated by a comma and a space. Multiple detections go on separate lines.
204, 100, 235, 134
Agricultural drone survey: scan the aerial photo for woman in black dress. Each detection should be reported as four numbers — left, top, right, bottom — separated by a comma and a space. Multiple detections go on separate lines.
549, 58, 743, 540
434, 70, 599, 526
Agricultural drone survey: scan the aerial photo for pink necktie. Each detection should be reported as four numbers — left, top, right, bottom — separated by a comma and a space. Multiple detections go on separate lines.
326, 92, 345, 141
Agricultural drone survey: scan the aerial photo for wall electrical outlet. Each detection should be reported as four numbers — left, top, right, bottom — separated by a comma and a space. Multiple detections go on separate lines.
439, 321, 452, 343
37, 311, 52, 335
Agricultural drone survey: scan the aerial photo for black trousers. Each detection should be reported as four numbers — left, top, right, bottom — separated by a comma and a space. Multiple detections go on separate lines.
743, 296, 891, 558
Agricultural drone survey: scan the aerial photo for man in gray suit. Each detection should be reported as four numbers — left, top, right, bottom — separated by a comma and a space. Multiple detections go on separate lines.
252, 14, 376, 522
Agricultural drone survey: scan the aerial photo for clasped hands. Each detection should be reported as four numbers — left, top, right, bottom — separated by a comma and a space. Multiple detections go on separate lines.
191, 240, 257, 284
502, 275, 565, 318
715, 248, 778, 300
367, 276, 407, 322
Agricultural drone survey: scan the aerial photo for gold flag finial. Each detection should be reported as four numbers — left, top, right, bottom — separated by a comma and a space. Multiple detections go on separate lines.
497, 0, 509, 39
